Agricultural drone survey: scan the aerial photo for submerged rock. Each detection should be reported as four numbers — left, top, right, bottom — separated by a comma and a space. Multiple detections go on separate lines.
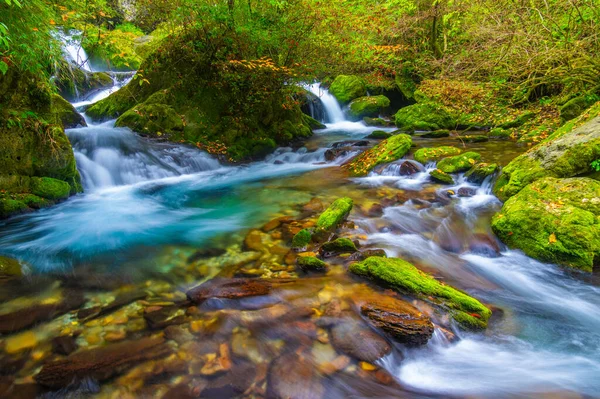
268, 351, 325, 399
492, 177, 600, 272
349, 257, 492, 329
394, 103, 456, 132
420, 129, 450, 138
437, 152, 481, 173
329, 75, 367, 104
345, 134, 412, 177
413, 146, 461, 165
355, 292, 434, 346
493, 103, 600, 201
348, 95, 390, 120
186, 278, 272, 304
329, 319, 392, 362
35, 337, 170, 389
468, 233, 501, 258
0, 256, 23, 278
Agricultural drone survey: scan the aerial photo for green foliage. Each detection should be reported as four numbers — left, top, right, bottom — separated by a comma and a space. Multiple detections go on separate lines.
591, 160, 600, 172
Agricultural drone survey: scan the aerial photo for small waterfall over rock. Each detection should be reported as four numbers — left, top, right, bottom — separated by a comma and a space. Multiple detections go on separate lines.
57, 30, 93, 72
305, 83, 346, 123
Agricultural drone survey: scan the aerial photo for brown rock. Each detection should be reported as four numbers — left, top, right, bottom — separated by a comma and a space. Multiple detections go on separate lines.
51, 335, 78, 356
469, 233, 501, 258
201, 360, 256, 398
356, 293, 434, 346
144, 306, 187, 329
186, 278, 272, 304
329, 320, 391, 362
457, 187, 477, 197
235, 303, 314, 330
399, 161, 422, 176
35, 337, 170, 388
267, 351, 324, 399
302, 198, 324, 214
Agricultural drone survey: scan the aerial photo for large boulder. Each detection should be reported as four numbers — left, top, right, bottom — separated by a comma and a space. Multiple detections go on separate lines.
559, 95, 598, 122
348, 95, 390, 120
345, 134, 412, 176
50, 94, 86, 129
329, 75, 367, 104
413, 146, 461, 165
492, 177, 600, 272
349, 257, 492, 329
437, 152, 481, 174
54, 63, 113, 101
395, 103, 456, 132
494, 103, 600, 201
0, 70, 82, 218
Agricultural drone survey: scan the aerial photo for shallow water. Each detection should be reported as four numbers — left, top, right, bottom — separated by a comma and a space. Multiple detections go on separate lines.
1, 83, 599, 398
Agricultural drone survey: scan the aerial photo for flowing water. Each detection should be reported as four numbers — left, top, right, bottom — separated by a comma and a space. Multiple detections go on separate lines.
0, 77, 599, 398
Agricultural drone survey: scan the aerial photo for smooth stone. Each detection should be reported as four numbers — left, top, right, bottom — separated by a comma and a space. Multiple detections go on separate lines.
457, 187, 477, 197
186, 278, 273, 304
267, 351, 325, 399
468, 233, 502, 258
329, 319, 391, 362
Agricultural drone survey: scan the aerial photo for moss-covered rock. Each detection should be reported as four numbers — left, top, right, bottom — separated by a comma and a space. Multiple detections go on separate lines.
0, 70, 82, 218
315, 197, 353, 237
292, 228, 312, 249
489, 127, 512, 139
30, 177, 71, 201
303, 114, 326, 130
346, 134, 412, 176
50, 94, 86, 129
395, 103, 456, 132
297, 256, 327, 272
559, 95, 598, 122
494, 103, 600, 202
329, 75, 367, 104
348, 95, 390, 120
54, 64, 114, 101
437, 152, 481, 174
0, 256, 23, 277
465, 163, 498, 184
420, 129, 450, 138
322, 238, 357, 253
498, 111, 536, 129
492, 177, 600, 272
366, 130, 391, 140
413, 146, 461, 165
349, 257, 491, 329
430, 169, 455, 185
363, 117, 394, 127
461, 135, 488, 143
116, 103, 184, 137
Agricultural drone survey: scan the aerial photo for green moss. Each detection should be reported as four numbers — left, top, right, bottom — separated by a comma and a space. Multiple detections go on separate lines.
430, 169, 455, 184
492, 177, 600, 272
420, 129, 450, 138
489, 127, 512, 139
461, 135, 488, 143
366, 130, 391, 139
54, 65, 113, 101
465, 163, 498, 184
349, 257, 491, 329
329, 75, 367, 104
315, 197, 354, 236
494, 102, 600, 201
292, 228, 312, 249
30, 177, 71, 201
0, 256, 22, 277
498, 111, 535, 129
348, 95, 390, 120
22, 194, 49, 209
437, 152, 481, 173
50, 94, 85, 129
297, 256, 327, 272
363, 117, 394, 127
559, 95, 598, 122
322, 237, 357, 253
116, 103, 184, 138
0, 198, 28, 218
413, 146, 461, 165
395, 103, 456, 132
346, 134, 412, 176
86, 83, 140, 120
303, 114, 326, 130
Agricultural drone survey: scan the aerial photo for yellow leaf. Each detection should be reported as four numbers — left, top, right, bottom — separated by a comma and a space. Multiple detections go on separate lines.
549, 233, 557, 244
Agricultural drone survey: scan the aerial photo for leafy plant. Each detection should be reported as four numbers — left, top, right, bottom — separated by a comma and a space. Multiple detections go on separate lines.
592, 160, 600, 172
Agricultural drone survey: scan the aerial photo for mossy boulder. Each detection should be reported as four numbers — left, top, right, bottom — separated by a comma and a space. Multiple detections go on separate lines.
51, 94, 86, 129
489, 127, 512, 139
292, 229, 312, 249
348, 95, 390, 120
498, 111, 535, 129
116, 103, 184, 137
363, 117, 394, 127
559, 95, 598, 122
349, 257, 491, 329
322, 237, 357, 253
420, 129, 450, 138
303, 114, 326, 130
492, 177, 600, 272
297, 256, 327, 272
413, 146, 461, 165
315, 197, 353, 238
366, 130, 391, 140
465, 163, 498, 184
437, 152, 481, 174
461, 135, 488, 143
0, 70, 82, 218
54, 64, 113, 101
395, 103, 455, 132
430, 169, 454, 185
494, 103, 600, 202
346, 134, 412, 176
329, 75, 367, 104
30, 177, 71, 201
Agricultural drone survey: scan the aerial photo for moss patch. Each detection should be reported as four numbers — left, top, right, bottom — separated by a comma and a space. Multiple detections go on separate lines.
430, 169, 454, 184
30, 177, 71, 201
349, 257, 491, 329
437, 152, 481, 174
322, 237, 357, 253
346, 134, 412, 176
329, 75, 367, 104
297, 256, 327, 272
413, 146, 461, 165
315, 197, 353, 237
395, 103, 456, 132
292, 228, 312, 249
465, 163, 498, 184
348, 95, 390, 120
492, 177, 600, 272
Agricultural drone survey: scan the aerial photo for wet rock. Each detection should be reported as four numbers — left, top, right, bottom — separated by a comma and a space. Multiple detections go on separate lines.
345, 135, 413, 177
325, 371, 410, 398
465, 162, 499, 184
366, 203, 384, 217
201, 360, 256, 398
262, 216, 292, 233
187, 248, 227, 263
348, 249, 387, 262
366, 130, 391, 140
353, 140, 369, 147
164, 325, 195, 344
437, 152, 481, 173
297, 256, 327, 272
420, 129, 450, 138
0, 355, 26, 375
302, 197, 324, 214
144, 306, 187, 329
0, 256, 23, 278
35, 337, 171, 389
413, 146, 461, 164
321, 238, 357, 254
313, 197, 353, 240
292, 228, 312, 249
0, 289, 85, 334
457, 187, 477, 197
399, 160, 421, 176
78, 289, 147, 321
267, 351, 325, 399
52, 335, 78, 356
235, 303, 314, 330
356, 293, 434, 346
461, 135, 488, 143
468, 234, 501, 258
56, 270, 129, 290
430, 169, 455, 185
434, 190, 453, 204
243, 229, 270, 252
329, 319, 391, 362
186, 278, 272, 304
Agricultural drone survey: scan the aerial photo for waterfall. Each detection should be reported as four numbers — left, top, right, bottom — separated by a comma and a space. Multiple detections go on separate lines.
57, 30, 93, 72
305, 83, 346, 123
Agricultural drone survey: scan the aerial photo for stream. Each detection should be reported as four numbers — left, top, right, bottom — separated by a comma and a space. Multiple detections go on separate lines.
0, 59, 599, 398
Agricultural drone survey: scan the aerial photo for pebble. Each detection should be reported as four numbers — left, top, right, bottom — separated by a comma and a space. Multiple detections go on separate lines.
5, 331, 37, 354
